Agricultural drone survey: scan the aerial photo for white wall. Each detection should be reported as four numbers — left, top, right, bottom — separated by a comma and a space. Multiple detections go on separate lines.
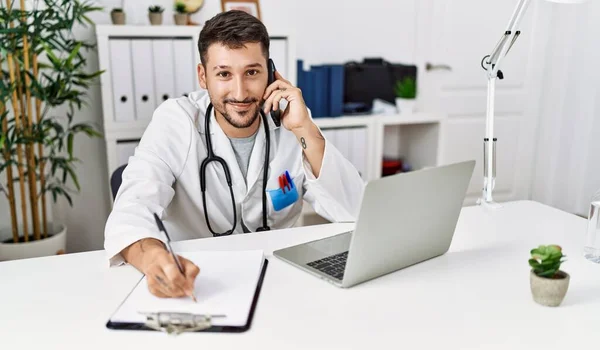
531, 0, 600, 217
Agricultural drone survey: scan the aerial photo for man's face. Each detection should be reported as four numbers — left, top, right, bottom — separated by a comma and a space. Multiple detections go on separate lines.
198, 42, 268, 129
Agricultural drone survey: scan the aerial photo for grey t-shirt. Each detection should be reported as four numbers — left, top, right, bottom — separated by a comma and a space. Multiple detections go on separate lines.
229, 132, 258, 182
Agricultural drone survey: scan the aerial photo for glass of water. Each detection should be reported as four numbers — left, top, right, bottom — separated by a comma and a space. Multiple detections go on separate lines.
584, 191, 600, 263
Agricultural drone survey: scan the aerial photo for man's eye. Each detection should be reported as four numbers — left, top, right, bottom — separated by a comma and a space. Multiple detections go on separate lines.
217, 72, 230, 78
247, 69, 259, 76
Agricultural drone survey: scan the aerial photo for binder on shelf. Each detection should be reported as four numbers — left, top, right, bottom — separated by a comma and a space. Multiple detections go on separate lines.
131, 39, 157, 121
297, 60, 315, 117
109, 39, 135, 122
327, 64, 344, 117
151, 39, 176, 106
311, 65, 329, 118
172, 39, 196, 98
297, 61, 344, 118
106, 250, 268, 334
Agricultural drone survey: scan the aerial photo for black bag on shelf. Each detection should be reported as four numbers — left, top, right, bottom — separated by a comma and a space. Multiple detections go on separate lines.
343, 58, 417, 111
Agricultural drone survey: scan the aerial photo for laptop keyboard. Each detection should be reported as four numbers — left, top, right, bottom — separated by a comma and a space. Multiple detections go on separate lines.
306, 251, 348, 280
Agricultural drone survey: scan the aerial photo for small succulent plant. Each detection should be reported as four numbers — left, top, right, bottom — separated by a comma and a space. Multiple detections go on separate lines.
149, 5, 164, 13
529, 245, 567, 278
175, 1, 187, 14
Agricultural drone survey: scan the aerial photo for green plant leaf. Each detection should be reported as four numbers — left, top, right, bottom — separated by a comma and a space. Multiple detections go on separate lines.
65, 41, 82, 67
67, 133, 74, 160
528, 258, 539, 266
66, 165, 80, 191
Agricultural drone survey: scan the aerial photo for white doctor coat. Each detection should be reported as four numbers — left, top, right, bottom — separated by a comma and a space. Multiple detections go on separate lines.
104, 91, 365, 266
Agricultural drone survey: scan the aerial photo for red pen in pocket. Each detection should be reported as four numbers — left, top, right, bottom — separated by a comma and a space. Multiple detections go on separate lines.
279, 175, 286, 194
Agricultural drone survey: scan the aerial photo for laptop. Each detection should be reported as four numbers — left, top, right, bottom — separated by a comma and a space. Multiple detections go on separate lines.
273, 160, 476, 288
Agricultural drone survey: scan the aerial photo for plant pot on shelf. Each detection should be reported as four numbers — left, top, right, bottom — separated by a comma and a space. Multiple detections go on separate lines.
149, 12, 163, 25
530, 270, 570, 307
174, 13, 188, 25
111, 11, 125, 25
395, 97, 416, 114
0, 223, 67, 261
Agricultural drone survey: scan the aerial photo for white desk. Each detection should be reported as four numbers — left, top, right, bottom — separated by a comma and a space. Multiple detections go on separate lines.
1, 201, 599, 349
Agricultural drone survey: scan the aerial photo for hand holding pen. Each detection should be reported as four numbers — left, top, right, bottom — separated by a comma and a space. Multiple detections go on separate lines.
144, 213, 199, 302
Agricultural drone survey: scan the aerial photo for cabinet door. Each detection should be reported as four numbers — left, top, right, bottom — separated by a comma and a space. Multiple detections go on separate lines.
115, 140, 140, 168
109, 39, 135, 122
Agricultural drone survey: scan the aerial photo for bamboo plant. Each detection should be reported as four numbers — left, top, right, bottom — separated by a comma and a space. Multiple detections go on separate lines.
0, 0, 104, 243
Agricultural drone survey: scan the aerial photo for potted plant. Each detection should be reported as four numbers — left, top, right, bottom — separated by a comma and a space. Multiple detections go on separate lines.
529, 245, 569, 307
0, 0, 104, 260
111, 8, 125, 25
394, 76, 417, 114
148, 5, 164, 25
174, 1, 188, 26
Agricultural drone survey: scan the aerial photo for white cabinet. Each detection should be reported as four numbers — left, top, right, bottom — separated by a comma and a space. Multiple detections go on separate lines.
297, 114, 444, 227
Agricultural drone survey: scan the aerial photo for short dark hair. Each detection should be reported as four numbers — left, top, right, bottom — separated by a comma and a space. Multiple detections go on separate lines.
198, 10, 270, 66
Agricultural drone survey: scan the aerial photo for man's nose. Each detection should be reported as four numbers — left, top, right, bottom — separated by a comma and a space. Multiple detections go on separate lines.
231, 76, 248, 101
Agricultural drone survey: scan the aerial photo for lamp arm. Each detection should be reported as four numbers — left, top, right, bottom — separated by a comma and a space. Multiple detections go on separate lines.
485, 0, 532, 78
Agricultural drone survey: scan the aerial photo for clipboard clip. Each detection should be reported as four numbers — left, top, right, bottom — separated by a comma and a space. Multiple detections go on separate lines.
140, 312, 225, 335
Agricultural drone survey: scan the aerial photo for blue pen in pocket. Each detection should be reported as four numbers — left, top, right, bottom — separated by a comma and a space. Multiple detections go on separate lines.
268, 171, 299, 211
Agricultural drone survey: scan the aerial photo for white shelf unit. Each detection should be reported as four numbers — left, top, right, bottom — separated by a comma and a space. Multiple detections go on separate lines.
94, 24, 445, 227
297, 113, 445, 226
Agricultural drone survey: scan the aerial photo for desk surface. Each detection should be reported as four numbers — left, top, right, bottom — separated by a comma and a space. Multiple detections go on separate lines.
1, 200, 599, 349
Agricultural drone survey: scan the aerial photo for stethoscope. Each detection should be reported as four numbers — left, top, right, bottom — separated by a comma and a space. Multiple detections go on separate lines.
199, 103, 271, 236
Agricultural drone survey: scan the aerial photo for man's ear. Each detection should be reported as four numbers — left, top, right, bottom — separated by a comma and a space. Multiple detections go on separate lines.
197, 63, 207, 89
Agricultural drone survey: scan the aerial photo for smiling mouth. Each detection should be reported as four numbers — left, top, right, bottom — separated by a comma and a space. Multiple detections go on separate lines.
228, 102, 255, 112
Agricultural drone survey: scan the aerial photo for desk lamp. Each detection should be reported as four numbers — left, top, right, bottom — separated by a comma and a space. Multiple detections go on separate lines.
478, 0, 587, 208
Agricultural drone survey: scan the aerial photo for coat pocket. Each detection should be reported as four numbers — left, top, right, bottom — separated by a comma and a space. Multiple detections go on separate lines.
267, 184, 299, 211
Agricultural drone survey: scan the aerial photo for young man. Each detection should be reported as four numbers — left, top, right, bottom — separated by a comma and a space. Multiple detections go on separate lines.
104, 10, 364, 298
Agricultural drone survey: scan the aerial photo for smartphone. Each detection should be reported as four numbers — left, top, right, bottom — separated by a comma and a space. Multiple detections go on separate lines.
267, 58, 281, 126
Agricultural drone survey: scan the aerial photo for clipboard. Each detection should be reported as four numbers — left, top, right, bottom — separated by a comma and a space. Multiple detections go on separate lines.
105, 250, 269, 334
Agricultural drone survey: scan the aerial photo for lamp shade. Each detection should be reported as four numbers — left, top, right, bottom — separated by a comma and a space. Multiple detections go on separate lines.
544, 0, 588, 3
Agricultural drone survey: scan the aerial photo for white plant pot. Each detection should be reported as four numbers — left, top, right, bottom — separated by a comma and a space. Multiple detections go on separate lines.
530, 270, 570, 307
395, 97, 416, 114
174, 13, 188, 25
0, 223, 67, 261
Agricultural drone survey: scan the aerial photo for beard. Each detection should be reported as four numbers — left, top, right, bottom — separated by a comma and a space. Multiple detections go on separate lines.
212, 97, 261, 129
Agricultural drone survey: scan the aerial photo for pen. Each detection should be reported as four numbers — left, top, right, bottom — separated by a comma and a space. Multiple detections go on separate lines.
284, 171, 292, 191
153, 213, 197, 302
279, 175, 286, 194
